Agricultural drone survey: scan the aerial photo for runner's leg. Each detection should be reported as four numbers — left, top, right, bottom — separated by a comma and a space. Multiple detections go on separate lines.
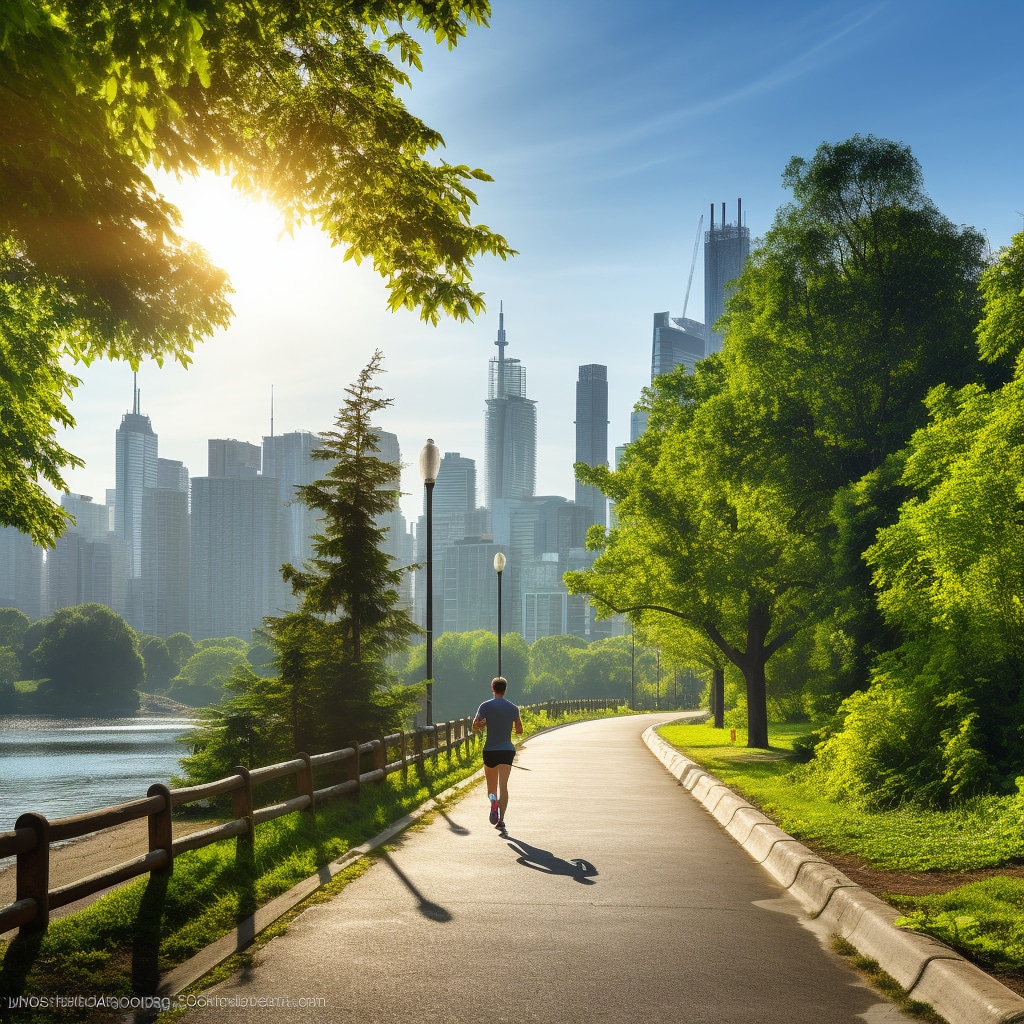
496, 762, 513, 819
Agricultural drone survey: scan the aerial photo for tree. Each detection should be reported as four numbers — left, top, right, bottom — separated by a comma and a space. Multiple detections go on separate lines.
264, 350, 420, 750
568, 363, 822, 748
716, 135, 995, 712
2, 0, 512, 544
167, 644, 248, 707
28, 603, 142, 713
141, 635, 177, 692
813, 233, 1024, 807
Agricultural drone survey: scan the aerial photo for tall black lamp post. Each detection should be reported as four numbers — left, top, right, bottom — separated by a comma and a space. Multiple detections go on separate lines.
419, 439, 440, 725
630, 622, 635, 710
493, 551, 506, 677
656, 648, 661, 710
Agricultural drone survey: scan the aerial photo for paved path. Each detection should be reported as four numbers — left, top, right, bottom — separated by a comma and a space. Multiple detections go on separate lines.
181, 714, 915, 1023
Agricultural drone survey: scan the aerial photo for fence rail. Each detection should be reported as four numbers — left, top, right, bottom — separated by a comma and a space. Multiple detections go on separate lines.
0, 698, 621, 937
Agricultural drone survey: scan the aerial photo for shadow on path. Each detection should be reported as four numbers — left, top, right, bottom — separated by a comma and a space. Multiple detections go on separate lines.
379, 856, 453, 922
437, 809, 470, 836
503, 834, 598, 885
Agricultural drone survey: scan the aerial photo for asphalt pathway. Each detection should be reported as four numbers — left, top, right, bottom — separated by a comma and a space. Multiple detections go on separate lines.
180, 714, 915, 1023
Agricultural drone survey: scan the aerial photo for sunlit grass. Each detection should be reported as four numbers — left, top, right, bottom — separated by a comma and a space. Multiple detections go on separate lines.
658, 722, 1024, 871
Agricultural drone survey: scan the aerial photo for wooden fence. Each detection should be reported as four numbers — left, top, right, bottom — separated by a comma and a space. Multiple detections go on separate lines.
0, 698, 621, 937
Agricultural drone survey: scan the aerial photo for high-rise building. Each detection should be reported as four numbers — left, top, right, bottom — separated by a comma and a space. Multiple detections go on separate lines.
704, 198, 751, 354
208, 438, 261, 479
143, 461, 190, 637
262, 430, 321, 573
484, 306, 537, 510
574, 364, 609, 530
0, 526, 43, 619
47, 494, 123, 615
372, 429, 414, 615
651, 312, 705, 378
190, 441, 287, 640
442, 537, 506, 635
115, 389, 158, 629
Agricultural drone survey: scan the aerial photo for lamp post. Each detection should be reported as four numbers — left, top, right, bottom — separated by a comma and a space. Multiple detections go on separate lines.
493, 551, 506, 677
656, 648, 661, 710
630, 622, 635, 710
419, 439, 440, 725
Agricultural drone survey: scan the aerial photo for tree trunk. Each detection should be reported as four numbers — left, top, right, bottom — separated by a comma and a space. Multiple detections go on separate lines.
743, 656, 769, 749
712, 667, 725, 729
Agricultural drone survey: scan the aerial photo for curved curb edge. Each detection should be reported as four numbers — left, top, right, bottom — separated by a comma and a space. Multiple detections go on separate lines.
642, 724, 1024, 1024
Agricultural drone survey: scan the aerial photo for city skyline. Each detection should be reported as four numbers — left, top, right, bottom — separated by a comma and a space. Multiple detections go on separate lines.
38, 0, 1024, 529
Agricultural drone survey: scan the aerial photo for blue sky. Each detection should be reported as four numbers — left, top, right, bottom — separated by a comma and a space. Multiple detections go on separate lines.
58, 0, 1024, 524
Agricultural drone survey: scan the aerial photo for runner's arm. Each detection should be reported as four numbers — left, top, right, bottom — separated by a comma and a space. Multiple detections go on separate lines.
514, 713, 523, 736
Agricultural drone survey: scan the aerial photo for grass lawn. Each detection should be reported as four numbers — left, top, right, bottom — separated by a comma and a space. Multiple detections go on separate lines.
658, 720, 1024, 980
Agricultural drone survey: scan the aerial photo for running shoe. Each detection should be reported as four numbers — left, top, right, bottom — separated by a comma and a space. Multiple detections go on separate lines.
488, 793, 499, 825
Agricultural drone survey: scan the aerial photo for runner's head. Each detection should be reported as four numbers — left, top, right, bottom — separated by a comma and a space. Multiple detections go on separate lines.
492, 676, 508, 695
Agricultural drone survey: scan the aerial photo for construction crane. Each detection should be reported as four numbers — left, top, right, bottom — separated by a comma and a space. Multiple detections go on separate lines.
681, 213, 704, 321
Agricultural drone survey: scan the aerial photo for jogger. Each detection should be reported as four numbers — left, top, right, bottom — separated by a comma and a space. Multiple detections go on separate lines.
473, 676, 524, 827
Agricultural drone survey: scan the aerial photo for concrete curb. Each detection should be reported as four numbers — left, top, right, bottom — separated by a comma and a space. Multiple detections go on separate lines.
642, 724, 1024, 1024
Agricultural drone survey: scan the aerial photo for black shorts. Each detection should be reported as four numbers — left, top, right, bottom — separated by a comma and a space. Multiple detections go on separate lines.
483, 749, 516, 767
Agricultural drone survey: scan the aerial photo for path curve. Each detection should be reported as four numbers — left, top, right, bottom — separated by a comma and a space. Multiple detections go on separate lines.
179, 713, 916, 1023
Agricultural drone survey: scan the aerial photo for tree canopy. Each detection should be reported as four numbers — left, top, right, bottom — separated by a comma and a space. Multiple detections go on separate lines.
2, 0, 511, 544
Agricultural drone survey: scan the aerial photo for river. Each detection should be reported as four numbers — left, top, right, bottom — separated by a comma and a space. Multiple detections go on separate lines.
0, 716, 197, 831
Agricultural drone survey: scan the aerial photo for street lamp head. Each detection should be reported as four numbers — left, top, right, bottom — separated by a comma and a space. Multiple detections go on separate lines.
493, 551, 506, 573
419, 439, 441, 484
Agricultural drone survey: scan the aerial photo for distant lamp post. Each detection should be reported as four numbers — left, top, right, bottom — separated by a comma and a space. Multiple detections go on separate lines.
493, 551, 506, 677
419, 439, 441, 725
630, 622, 635, 710
656, 649, 661, 711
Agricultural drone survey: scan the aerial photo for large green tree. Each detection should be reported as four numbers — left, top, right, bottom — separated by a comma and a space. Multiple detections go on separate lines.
2, 0, 511, 544
813, 233, 1024, 807
28, 603, 142, 713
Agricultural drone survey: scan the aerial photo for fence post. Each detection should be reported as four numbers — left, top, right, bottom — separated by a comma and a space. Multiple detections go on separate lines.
15, 811, 49, 936
231, 766, 255, 850
147, 783, 174, 875
375, 735, 387, 777
346, 741, 362, 800
445, 721, 452, 763
295, 753, 315, 816
414, 728, 424, 766
400, 729, 408, 778
432, 724, 439, 765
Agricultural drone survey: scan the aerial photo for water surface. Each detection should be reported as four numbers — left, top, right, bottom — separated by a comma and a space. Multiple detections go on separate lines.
0, 716, 196, 830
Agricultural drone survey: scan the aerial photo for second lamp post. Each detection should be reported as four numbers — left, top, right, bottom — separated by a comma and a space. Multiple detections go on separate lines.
419, 439, 441, 725
493, 551, 506, 678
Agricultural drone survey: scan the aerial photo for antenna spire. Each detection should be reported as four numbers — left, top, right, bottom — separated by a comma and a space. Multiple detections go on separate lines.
270, 385, 274, 438
132, 370, 139, 415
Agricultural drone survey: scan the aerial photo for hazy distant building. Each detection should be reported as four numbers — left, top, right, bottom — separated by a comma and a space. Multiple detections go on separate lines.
142, 462, 190, 637
484, 306, 537, 510
704, 199, 751, 354
372, 429, 414, 615
442, 537, 506, 634
208, 438, 261, 480
114, 391, 158, 628
190, 441, 287, 640
262, 430, 321, 577
574, 364, 608, 530
0, 526, 43, 619
47, 494, 123, 615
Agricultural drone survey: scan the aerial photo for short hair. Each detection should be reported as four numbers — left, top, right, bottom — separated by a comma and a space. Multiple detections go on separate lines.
491, 676, 508, 694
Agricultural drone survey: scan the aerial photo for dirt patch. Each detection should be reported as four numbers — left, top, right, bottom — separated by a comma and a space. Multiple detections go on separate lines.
0, 817, 217, 936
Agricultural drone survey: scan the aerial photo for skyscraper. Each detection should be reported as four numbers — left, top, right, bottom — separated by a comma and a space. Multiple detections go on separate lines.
142, 460, 190, 636
47, 494, 123, 615
190, 440, 286, 640
0, 526, 43, 619
704, 198, 751, 354
484, 306, 537, 511
372, 428, 414, 615
262, 430, 320, 572
115, 386, 158, 629
650, 312, 705, 378
574, 364, 609, 530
